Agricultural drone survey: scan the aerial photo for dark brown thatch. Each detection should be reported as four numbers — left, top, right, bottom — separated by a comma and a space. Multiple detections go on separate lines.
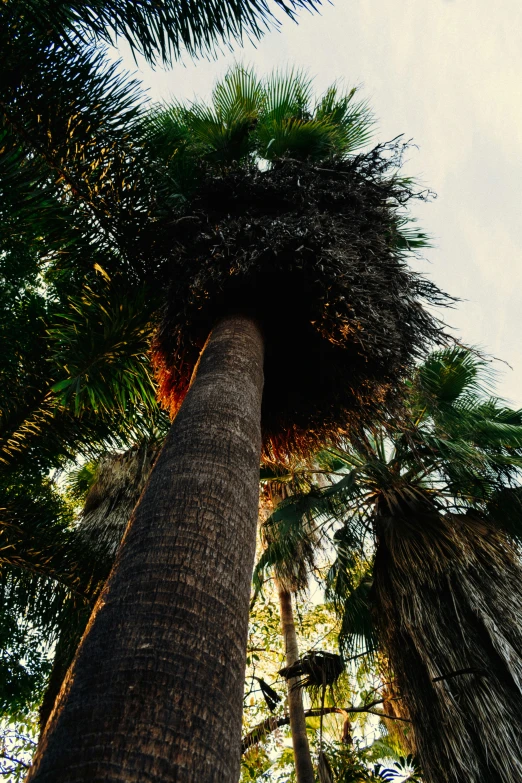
372, 509, 522, 783
152, 148, 449, 459
279, 651, 344, 691
78, 442, 160, 560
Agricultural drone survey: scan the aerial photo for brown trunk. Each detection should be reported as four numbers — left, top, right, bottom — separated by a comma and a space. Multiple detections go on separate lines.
277, 583, 316, 783
28, 315, 264, 783
373, 511, 522, 783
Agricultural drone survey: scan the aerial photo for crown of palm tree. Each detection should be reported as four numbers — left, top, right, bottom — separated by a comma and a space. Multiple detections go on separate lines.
145, 67, 375, 167
2, 41, 447, 460
148, 66, 448, 458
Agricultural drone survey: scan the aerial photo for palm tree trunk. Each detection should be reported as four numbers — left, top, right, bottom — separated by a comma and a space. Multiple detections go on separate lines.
373, 510, 522, 783
277, 582, 316, 783
27, 314, 265, 783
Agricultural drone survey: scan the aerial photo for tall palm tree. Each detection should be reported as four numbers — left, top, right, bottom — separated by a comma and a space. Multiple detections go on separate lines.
6, 58, 447, 781
319, 348, 522, 783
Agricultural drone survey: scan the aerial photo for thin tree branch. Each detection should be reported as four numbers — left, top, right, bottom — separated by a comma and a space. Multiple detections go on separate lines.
242, 699, 386, 753
246, 647, 281, 655
0, 753, 30, 769
366, 710, 411, 723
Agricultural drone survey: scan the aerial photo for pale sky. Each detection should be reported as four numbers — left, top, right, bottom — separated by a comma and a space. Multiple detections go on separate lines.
114, 0, 522, 405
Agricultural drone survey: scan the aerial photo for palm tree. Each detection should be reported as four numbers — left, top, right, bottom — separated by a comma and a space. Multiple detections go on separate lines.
257, 480, 318, 783
255, 349, 522, 781
319, 348, 522, 783
5, 57, 447, 781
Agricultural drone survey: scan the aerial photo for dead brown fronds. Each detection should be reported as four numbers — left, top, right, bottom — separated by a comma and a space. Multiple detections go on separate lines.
152, 148, 450, 460
279, 650, 344, 691
372, 510, 522, 783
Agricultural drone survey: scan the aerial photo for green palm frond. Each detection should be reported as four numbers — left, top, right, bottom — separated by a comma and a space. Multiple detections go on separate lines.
188, 101, 257, 165
254, 491, 320, 594
254, 471, 362, 595
65, 461, 98, 505
0, 476, 99, 603
260, 67, 313, 122
0, 613, 53, 716
326, 527, 377, 660
0, 474, 97, 722
146, 65, 375, 179
257, 115, 334, 160
314, 84, 374, 153
0, 279, 166, 474
393, 217, 432, 252
2, 0, 321, 65
48, 283, 159, 419
0, 465, 119, 715
212, 66, 264, 120
414, 347, 494, 408
0, 22, 151, 271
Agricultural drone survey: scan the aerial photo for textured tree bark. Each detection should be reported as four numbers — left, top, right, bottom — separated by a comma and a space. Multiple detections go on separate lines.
27, 315, 265, 783
277, 583, 316, 783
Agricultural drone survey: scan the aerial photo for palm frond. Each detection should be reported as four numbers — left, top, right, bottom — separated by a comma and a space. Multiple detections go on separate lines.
213, 66, 264, 120
393, 217, 432, 251
147, 66, 375, 173
65, 462, 98, 505
261, 68, 314, 123
414, 347, 494, 408
3, 0, 322, 65
326, 526, 377, 660
254, 492, 320, 593
257, 116, 335, 161
0, 22, 152, 272
48, 283, 159, 419
314, 84, 375, 153
0, 613, 52, 715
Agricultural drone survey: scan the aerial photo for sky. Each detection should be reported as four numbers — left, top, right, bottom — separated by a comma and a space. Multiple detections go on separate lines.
113, 0, 522, 404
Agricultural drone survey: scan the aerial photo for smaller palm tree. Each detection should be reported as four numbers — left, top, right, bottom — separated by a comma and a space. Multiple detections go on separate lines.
253, 348, 522, 783
322, 348, 522, 783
